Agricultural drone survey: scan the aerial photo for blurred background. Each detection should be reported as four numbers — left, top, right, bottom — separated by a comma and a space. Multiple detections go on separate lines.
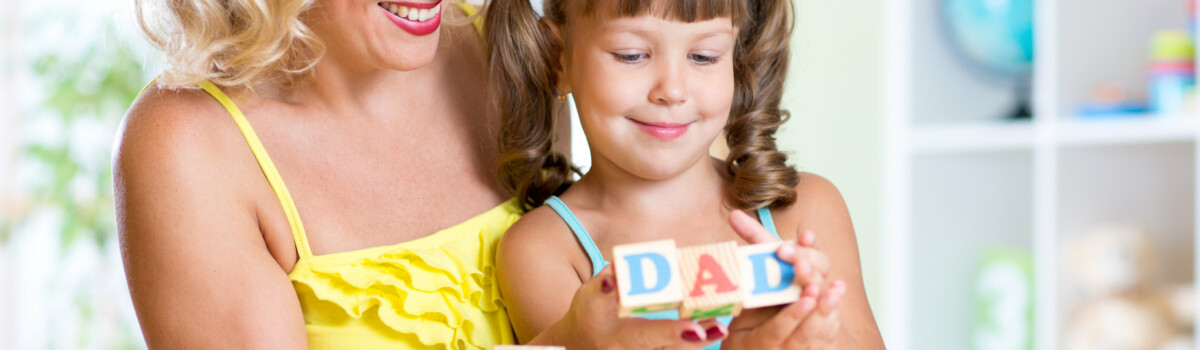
0, 0, 1195, 349
0, 0, 157, 349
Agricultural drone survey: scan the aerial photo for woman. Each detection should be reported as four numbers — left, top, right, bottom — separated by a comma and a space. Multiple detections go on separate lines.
117, 0, 521, 347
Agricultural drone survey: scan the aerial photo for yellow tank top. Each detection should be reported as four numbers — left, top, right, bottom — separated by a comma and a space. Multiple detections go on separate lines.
191, 6, 519, 347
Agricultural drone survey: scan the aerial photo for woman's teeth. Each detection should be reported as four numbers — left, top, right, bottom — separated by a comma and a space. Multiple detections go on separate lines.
380, 3, 440, 21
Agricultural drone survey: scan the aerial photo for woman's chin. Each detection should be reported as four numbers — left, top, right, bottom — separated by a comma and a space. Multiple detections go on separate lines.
375, 38, 440, 72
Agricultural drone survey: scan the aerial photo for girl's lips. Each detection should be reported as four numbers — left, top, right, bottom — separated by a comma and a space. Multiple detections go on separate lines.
379, 1, 442, 36
631, 119, 691, 140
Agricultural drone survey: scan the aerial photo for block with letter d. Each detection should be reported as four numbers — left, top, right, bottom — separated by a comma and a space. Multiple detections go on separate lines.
738, 242, 800, 309
613, 239, 684, 317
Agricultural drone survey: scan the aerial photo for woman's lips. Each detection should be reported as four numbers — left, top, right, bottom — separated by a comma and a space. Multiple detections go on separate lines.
379, 1, 442, 36
631, 119, 691, 140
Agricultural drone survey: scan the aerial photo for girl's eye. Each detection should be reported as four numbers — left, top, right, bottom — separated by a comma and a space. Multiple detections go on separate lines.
613, 52, 648, 63
689, 53, 720, 65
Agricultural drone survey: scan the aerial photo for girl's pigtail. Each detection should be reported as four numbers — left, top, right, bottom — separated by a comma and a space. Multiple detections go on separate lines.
726, 0, 799, 209
486, 0, 579, 212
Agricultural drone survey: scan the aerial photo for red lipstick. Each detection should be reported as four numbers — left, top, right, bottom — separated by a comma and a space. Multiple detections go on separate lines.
379, 1, 442, 36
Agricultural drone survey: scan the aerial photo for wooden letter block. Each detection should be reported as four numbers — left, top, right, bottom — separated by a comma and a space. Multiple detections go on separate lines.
738, 242, 800, 309
678, 241, 743, 319
613, 239, 684, 317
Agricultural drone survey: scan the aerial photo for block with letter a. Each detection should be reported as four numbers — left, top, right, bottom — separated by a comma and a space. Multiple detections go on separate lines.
678, 241, 743, 320
613, 239, 684, 317
738, 242, 800, 309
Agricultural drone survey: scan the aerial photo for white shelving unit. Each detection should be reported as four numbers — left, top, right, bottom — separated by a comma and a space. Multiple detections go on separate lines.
882, 0, 1199, 349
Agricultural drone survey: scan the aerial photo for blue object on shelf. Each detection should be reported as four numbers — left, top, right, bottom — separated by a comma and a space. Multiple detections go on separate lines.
943, 0, 1035, 76
1076, 103, 1153, 118
1150, 72, 1195, 114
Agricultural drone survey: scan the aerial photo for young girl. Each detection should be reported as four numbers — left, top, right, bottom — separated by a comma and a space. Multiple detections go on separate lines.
486, 0, 884, 348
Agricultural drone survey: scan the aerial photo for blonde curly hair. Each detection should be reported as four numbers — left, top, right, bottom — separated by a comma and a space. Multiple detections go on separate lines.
135, 0, 324, 90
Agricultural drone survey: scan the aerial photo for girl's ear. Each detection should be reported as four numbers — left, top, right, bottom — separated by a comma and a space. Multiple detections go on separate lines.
540, 17, 572, 95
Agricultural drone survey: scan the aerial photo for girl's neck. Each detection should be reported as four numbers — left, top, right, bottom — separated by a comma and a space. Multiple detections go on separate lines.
572, 155, 731, 216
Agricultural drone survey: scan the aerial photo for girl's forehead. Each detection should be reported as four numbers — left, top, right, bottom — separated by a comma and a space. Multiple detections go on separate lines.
566, 0, 747, 24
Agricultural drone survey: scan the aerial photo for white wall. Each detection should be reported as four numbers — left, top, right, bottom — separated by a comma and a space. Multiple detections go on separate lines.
778, 0, 885, 318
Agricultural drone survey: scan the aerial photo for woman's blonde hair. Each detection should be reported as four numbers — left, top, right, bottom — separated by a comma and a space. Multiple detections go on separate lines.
135, 0, 324, 90
487, 0, 799, 212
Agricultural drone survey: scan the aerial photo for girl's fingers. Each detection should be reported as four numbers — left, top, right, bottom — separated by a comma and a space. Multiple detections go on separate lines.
730, 210, 780, 245
817, 280, 846, 316
743, 295, 818, 349
783, 285, 845, 349
799, 230, 817, 247
617, 318, 714, 349
581, 265, 619, 315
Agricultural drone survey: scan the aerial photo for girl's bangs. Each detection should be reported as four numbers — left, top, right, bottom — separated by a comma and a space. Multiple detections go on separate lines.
576, 0, 747, 24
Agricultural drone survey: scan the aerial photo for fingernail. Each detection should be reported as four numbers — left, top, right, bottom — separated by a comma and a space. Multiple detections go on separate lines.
805, 283, 820, 297
706, 325, 728, 339
830, 294, 843, 307
778, 242, 796, 258
683, 329, 705, 342
601, 278, 614, 294
801, 297, 817, 312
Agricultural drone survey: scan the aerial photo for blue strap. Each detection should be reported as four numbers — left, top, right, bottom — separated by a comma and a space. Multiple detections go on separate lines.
544, 196, 609, 276
756, 207, 781, 240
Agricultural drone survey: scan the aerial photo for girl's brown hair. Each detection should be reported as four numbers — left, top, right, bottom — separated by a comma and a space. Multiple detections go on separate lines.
487, 0, 798, 212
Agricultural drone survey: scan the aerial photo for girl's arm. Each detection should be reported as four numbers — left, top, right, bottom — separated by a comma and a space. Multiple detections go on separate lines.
495, 208, 584, 342
114, 88, 308, 349
789, 173, 883, 348
497, 208, 717, 348
726, 173, 885, 349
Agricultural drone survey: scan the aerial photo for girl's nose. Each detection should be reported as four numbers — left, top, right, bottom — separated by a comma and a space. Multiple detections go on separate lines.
649, 63, 689, 106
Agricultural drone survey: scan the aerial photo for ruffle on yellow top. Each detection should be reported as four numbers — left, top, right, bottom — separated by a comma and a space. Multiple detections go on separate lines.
289, 199, 522, 350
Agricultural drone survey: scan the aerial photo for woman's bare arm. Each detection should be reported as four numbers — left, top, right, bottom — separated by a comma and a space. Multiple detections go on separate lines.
114, 87, 307, 349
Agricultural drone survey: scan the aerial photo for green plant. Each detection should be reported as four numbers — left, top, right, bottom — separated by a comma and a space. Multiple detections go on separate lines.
21, 23, 146, 248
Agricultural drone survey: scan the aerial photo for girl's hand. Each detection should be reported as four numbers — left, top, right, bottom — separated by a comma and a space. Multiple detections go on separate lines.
542, 265, 727, 350
721, 210, 858, 349
730, 210, 832, 296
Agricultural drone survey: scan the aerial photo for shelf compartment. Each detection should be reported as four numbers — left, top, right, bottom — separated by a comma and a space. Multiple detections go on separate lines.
910, 120, 1035, 155
910, 151, 1034, 350
1057, 115, 1197, 147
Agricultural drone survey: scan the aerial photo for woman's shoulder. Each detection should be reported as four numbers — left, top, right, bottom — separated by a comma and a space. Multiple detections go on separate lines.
114, 83, 264, 200
117, 84, 249, 170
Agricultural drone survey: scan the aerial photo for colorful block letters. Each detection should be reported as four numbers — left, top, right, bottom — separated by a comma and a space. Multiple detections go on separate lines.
615, 240, 799, 320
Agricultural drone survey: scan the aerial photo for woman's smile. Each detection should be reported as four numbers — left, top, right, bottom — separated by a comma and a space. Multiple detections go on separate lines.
378, 1, 442, 36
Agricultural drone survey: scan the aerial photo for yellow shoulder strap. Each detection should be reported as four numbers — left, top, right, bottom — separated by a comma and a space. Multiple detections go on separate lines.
196, 81, 314, 258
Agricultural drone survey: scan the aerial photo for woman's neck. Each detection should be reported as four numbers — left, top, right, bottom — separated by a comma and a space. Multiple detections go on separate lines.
282, 51, 443, 123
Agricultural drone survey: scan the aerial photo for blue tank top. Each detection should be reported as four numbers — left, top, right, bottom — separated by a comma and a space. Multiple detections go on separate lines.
543, 196, 782, 350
